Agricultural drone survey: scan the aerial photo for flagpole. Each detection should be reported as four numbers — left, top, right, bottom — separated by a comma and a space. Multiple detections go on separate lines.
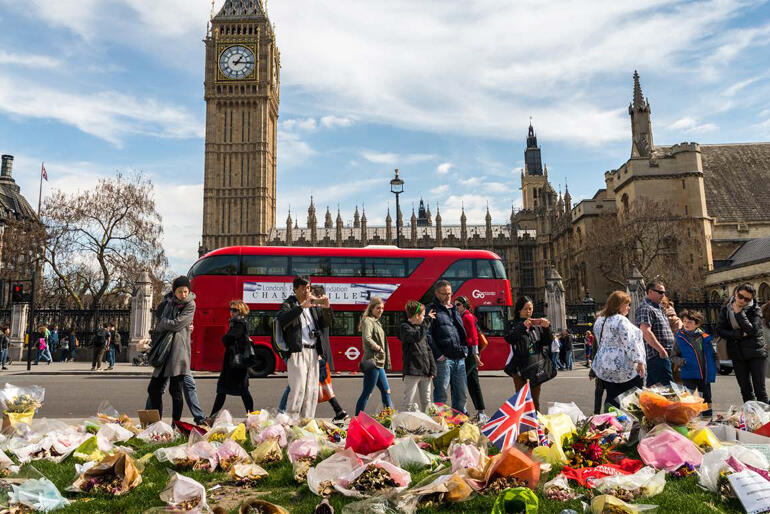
37, 162, 43, 216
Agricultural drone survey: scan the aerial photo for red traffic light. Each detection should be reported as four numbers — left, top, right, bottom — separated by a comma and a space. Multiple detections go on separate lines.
11, 284, 24, 303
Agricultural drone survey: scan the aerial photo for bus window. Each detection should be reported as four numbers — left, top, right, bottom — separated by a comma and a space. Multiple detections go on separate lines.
380, 311, 405, 335
241, 255, 289, 275
188, 254, 239, 277
476, 306, 506, 336
407, 258, 423, 275
246, 310, 274, 336
329, 257, 364, 277
331, 311, 358, 336
366, 258, 406, 277
492, 259, 506, 279
442, 259, 473, 278
475, 259, 495, 278
291, 256, 329, 276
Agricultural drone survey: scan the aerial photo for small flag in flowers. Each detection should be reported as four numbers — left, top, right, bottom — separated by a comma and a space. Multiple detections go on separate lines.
481, 381, 539, 451
537, 423, 549, 446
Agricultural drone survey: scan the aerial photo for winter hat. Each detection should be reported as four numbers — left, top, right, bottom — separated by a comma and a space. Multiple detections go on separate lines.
172, 275, 191, 292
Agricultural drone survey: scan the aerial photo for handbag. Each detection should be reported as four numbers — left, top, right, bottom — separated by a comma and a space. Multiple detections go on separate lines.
231, 336, 257, 369
359, 357, 377, 373
148, 332, 173, 368
476, 322, 489, 353
519, 349, 557, 387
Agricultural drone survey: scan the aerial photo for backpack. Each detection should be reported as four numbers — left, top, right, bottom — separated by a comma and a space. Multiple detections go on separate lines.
271, 318, 290, 361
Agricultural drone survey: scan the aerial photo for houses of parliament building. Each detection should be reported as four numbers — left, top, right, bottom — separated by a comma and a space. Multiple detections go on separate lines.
201, 0, 770, 306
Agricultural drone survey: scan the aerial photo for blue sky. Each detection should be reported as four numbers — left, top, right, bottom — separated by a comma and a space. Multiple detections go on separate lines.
1, 0, 769, 275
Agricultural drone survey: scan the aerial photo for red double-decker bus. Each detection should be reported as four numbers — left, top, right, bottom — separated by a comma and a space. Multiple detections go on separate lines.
188, 246, 512, 376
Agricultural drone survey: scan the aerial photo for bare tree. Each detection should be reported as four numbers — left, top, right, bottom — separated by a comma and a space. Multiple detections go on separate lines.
41, 171, 168, 310
586, 197, 704, 298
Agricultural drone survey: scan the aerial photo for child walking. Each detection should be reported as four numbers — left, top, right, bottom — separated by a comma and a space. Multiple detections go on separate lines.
399, 300, 437, 412
672, 309, 717, 417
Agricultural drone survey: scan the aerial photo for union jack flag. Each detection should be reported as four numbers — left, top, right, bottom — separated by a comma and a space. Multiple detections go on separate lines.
481, 381, 539, 451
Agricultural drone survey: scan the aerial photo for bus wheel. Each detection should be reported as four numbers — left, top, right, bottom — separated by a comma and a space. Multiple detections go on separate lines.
249, 347, 276, 378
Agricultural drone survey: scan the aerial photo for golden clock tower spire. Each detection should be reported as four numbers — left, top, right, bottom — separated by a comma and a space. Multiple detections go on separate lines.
200, 0, 280, 254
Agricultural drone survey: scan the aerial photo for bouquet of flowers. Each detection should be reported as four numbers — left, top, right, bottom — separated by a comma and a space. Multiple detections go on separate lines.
217, 439, 251, 471
189, 440, 219, 473
250, 438, 283, 466
136, 421, 175, 444
427, 403, 469, 428
375, 407, 395, 428
154, 444, 198, 469
159, 471, 208, 512
96, 401, 140, 434
69, 452, 142, 496
229, 462, 268, 486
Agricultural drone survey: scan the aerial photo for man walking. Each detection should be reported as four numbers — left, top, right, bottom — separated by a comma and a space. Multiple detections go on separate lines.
0, 326, 9, 370
105, 323, 120, 370
636, 280, 675, 387
277, 276, 331, 420
426, 280, 468, 414
49, 325, 60, 359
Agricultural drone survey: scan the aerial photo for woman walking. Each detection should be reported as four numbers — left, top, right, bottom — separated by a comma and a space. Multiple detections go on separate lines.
455, 296, 487, 422
592, 291, 646, 411
210, 300, 255, 416
717, 284, 767, 403
585, 330, 595, 366
504, 296, 554, 411
399, 300, 436, 412
147, 276, 196, 422
355, 297, 392, 415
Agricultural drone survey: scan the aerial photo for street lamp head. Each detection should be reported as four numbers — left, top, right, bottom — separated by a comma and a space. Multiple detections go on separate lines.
390, 168, 404, 194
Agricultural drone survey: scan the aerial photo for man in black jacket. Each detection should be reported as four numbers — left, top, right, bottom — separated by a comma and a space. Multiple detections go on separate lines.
277, 276, 330, 419
426, 280, 468, 414
717, 283, 768, 403
90, 323, 107, 371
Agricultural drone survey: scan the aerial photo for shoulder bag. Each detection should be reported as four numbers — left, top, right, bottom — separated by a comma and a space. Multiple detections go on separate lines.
231, 335, 257, 369
476, 322, 489, 353
148, 331, 173, 368
517, 328, 557, 386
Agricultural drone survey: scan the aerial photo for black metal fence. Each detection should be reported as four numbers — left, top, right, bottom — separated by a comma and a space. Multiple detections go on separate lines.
30, 309, 131, 362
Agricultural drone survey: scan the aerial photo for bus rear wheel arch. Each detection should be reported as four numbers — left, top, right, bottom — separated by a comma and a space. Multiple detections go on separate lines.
248, 346, 276, 378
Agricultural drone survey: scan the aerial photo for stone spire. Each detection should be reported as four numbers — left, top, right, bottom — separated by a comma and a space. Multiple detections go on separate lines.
426, 204, 433, 226
286, 208, 293, 246
385, 208, 393, 244
435, 204, 443, 247
307, 196, 316, 228
629, 70, 654, 158
353, 206, 361, 229
324, 206, 333, 229
524, 119, 543, 175
460, 205, 467, 246
360, 208, 368, 246
485, 204, 493, 243
214, 0, 265, 20
564, 180, 572, 212
410, 208, 418, 245
335, 208, 343, 247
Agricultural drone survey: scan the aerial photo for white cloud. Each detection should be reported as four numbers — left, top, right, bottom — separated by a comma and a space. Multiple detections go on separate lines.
320, 115, 354, 129
722, 76, 762, 97
277, 129, 316, 170
0, 73, 202, 146
436, 162, 453, 175
668, 117, 718, 134
282, 118, 317, 131
459, 177, 484, 187
430, 184, 449, 195
361, 151, 399, 165
0, 50, 61, 69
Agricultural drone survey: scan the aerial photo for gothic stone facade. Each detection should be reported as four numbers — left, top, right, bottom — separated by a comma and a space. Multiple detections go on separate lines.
266, 72, 770, 306
200, 0, 280, 255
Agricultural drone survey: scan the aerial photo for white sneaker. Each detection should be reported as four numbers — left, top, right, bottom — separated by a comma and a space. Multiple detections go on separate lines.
477, 412, 489, 424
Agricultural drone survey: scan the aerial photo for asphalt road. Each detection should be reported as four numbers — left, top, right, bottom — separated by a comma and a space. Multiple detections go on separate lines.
0, 362, 761, 421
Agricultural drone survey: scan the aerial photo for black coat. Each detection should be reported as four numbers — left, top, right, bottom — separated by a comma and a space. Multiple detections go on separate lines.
717, 302, 767, 361
425, 300, 467, 360
505, 320, 553, 375
399, 321, 437, 377
217, 317, 250, 395
277, 295, 331, 361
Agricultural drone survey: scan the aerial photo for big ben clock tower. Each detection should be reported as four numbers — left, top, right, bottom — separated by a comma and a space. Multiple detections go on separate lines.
201, 0, 280, 254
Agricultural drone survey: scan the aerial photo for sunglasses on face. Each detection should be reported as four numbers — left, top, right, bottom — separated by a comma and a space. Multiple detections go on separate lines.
229, 308, 239, 312
651, 289, 666, 295
737, 293, 752, 302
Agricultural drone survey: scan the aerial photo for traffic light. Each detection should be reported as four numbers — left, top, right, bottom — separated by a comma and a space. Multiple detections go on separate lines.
11, 284, 23, 303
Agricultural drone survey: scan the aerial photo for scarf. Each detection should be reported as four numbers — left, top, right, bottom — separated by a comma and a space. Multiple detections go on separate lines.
728, 297, 753, 330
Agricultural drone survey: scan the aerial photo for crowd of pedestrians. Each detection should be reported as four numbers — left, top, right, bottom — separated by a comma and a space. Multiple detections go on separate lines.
137, 272, 769, 428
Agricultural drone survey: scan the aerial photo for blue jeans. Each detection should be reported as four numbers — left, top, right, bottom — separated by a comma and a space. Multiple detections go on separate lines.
35, 347, 52, 364
565, 351, 573, 370
105, 347, 115, 367
145, 372, 206, 424
646, 355, 673, 387
0, 348, 7, 368
355, 367, 392, 415
551, 352, 562, 370
432, 357, 468, 414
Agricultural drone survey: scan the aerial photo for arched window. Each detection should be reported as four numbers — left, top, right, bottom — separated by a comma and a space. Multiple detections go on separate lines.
621, 193, 629, 212
759, 282, 770, 303
710, 290, 721, 304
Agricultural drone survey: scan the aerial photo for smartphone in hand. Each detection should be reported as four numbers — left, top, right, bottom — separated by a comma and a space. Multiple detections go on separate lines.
529, 318, 545, 327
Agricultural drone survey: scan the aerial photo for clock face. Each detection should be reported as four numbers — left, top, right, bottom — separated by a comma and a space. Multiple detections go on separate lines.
219, 45, 255, 80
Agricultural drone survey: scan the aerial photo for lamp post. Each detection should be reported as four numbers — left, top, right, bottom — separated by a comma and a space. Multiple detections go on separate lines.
390, 169, 404, 247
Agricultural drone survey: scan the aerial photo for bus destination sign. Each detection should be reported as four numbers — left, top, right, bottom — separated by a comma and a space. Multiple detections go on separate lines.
243, 282, 399, 305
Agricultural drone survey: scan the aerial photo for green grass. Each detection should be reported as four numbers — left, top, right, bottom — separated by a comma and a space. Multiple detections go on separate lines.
7, 438, 747, 514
